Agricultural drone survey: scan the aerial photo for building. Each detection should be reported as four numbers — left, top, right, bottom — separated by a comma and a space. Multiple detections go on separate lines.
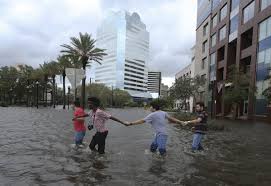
160, 83, 169, 98
175, 46, 196, 112
195, 0, 212, 108
196, 0, 271, 119
95, 11, 151, 101
147, 71, 161, 94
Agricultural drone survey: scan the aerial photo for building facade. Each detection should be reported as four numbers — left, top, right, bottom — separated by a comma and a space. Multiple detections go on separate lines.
196, 0, 271, 119
195, 0, 212, 108
147, 71, 161, 94
175, 46, 196, 112
95, 11, 151, 100
160, 83, 169, 98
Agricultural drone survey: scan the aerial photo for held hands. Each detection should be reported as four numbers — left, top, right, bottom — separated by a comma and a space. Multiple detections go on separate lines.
182, 121, 189, 126
123, 121, 132, 126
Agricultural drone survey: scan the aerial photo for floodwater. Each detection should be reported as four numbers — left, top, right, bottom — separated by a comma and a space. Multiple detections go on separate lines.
0, 107, 271, 186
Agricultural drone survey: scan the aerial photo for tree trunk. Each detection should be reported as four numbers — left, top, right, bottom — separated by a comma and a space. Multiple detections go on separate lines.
63, 71, 66, 109
81, 65, 86, 109
232, 103, 238, 120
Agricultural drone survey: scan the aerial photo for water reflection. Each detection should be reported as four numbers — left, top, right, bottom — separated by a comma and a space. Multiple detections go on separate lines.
0, 107, 271, 185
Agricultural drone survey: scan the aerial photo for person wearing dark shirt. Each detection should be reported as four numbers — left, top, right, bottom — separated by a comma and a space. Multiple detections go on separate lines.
183, 102, 208, 151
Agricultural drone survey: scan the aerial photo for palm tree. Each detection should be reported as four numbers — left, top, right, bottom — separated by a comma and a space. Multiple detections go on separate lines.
29, 68, 44, 107
46, 61, 60, 108
40, 62, 53, 107
60, 32, 107, 108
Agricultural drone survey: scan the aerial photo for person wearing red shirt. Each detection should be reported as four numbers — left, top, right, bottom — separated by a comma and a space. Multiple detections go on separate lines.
72, 100, 86, 147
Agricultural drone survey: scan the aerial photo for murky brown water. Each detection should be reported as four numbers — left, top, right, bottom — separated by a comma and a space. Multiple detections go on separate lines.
0, 107, 271, 185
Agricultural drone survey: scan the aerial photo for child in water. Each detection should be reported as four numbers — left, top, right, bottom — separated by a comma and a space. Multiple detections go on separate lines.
72, 99, 86, 148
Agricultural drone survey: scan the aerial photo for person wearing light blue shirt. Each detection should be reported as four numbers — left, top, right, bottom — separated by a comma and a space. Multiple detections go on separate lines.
126, 101, 183, 156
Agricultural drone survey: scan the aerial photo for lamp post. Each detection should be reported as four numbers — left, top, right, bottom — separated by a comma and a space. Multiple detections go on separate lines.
111, 85, 114, 107
8, 88, 13, 105
26, 85, 30, 107
36, 81, 39, 109
68, 86, 70, 110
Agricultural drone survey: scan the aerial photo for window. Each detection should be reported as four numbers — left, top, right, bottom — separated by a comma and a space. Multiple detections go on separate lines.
231, 0, 240, 11
261, 0, 271, 11
258, 16, 271, 42
220, 4, 228, 21
243, 1, 255, 24
210, 52, 216, 66
219, 25, 227, 41
203, 23, 208, 36
202, 58, 207, 69
212, 14, 218, 28
202, 40, 208, 53
230, 15, 239, 34
210, 53, 217, 81
211, 34, 217, 47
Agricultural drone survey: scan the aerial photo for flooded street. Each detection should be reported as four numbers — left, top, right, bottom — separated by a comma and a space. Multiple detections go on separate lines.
0, 107, 271, 186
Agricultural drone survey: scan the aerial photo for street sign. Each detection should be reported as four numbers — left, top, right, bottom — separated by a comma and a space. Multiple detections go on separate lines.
66, 68, 86, 89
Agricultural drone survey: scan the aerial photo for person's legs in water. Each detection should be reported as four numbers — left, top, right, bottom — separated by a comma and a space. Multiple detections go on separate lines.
192, 133, 203, 151
157, 134, 168, 156
78, 131, 86, 144
150, 135, 158, 153
89, 132, 98, 151
198, 143, 204, 151
97, 131, 108, 154
75, 131, 84, 146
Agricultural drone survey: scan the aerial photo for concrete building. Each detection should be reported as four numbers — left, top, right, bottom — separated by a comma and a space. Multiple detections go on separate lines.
196, 0, 271, 119
195, 0, 212, 108
160, 83, 169, 98
175, 46, 196, 112
95, 11, 151, 101
147, 71, 161, 94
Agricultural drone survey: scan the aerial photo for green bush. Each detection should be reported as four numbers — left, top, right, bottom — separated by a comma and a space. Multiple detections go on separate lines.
0, 102, 8, 107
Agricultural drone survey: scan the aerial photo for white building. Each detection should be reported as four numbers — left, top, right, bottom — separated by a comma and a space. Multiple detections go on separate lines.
175, 46, 196, 112
95, 10, 151, 101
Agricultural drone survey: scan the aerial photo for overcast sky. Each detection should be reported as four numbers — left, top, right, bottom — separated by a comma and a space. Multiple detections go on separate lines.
0, 0, 197, 87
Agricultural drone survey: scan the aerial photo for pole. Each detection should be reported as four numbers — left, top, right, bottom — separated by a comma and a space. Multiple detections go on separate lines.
111, 85, 114, 107
53, 77, 56, 108
36, 83, 39, 109
68, 87, 70, 110
63, 72, 66, 109
74, 68, 77, 101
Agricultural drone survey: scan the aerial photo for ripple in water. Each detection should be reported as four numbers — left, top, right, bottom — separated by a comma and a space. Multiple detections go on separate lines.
0, 107, 271, 185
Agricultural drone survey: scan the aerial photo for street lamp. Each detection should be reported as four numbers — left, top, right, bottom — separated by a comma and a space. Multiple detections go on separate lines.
36, 81, 39, 109
9, 88, 13, 105
111, 85, 114, 107
68, 86, 70, 110
26, 85, 30, 107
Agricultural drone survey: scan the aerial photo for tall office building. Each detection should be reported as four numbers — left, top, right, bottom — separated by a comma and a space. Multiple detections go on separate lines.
195, 0, 212, 108
147, 71, 161, 94
95, 11, 151, 100
196, 0, 271, 119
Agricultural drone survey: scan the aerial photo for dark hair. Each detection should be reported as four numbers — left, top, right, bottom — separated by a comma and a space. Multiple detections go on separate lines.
150, 101, 160, 110
74, 99, 80, 107
88, 97, 100, 107
196, 101, 205, 108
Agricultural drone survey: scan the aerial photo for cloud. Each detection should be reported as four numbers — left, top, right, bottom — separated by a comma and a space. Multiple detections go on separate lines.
0, 0, 102, 67
0, 0, 196, 81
